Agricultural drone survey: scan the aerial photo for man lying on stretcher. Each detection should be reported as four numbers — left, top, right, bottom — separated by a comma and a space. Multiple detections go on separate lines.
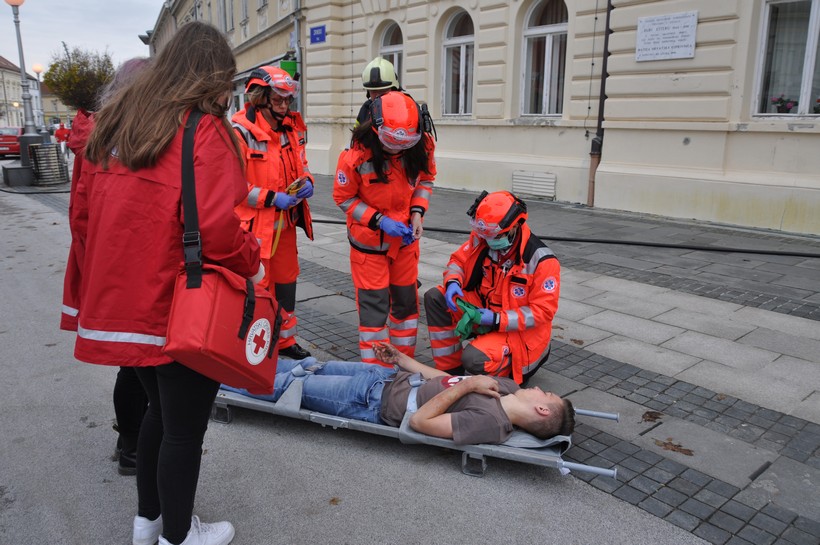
224, 343, 574, 445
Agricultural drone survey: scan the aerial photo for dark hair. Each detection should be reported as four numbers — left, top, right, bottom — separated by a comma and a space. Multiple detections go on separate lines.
86, 22, 239, 170
350, 118, 431, 183
522, 397, 575, 439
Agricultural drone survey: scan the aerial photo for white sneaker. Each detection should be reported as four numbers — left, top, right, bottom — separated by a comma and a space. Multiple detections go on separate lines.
133, 514, 163, 545
158, 516, 235, 545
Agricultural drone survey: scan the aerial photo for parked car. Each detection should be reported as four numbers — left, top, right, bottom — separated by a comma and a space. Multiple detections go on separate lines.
0, 127, 23, 158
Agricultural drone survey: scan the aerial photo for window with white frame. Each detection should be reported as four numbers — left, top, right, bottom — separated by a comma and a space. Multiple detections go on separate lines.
241, 0, 248, 22
522, 0, 567, 115
757, 0, 820, 114
443, 11, 474, 115
227, 0, 235, 31
217, 0, 226, 31
380, 23, 404, 85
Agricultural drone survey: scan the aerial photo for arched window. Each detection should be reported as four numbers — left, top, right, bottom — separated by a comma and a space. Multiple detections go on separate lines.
443, 11, 474, 115
522, 0, 567, 115
380, 23, 403, 85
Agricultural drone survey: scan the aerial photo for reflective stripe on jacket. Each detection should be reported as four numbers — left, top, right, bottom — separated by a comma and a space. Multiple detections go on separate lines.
333, 135, 435, 255
70, 112, 261, 366
232, 108, 314, 258
443, 223, 560, 383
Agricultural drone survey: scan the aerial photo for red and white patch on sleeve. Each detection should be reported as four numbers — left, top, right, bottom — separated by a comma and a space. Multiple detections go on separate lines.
542, 276, 557, 293
440, 376, 468, 388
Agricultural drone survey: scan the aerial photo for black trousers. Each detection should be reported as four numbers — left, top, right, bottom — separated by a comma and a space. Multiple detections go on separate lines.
113, 367, 147, 450
135, 363, 219, 544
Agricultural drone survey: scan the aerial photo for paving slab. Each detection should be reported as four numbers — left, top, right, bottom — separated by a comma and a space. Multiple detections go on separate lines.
582, 336, 701, 377
732, 306, 820, 341
732, 457, 820, 521
791, 391, 820, 424
649, 290, 744, 316
296, 281, 336, 301
582, 292, 675, 319
654, 308, 757, 341
566, 388, 657, 440
555, 299, 605, 322
581, 276, 672, 298
551, 319, 613, 348
759, 356, 820, 390
581, 310, 685, 345
737, 328, 820, 362
558, 281, 606, 302
662, 331, 779, 371
676, 361, 817, 419
634, 419, 779, 488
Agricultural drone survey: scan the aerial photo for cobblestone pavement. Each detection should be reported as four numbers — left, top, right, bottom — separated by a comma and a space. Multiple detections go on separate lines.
18, 172, 820, 545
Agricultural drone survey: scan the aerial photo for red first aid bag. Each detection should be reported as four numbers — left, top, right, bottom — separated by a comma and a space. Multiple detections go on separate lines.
163, 109, 280, 395
164, 263, 281, 395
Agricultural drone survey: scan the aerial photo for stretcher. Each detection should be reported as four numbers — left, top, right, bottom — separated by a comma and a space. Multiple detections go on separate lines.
211, 374, 619, 479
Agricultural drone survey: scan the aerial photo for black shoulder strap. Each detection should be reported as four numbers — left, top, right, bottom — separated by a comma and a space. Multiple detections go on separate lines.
181, 109, 205, 289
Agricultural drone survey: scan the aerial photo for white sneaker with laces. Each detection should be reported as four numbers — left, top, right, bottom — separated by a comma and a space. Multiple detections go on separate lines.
133, 514, 163, 545
158, 515, 235, 545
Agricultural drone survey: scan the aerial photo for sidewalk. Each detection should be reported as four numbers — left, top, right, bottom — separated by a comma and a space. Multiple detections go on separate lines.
1, 168, 818, 545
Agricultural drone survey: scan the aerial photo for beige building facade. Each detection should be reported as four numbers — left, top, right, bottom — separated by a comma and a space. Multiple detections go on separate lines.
147, 0, 820, 235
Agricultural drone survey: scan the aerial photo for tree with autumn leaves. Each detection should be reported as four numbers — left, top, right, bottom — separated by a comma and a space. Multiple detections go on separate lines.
43, 43, 115, 112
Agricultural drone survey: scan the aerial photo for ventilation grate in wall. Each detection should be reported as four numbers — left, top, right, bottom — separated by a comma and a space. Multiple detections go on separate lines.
512, 170, 556, 200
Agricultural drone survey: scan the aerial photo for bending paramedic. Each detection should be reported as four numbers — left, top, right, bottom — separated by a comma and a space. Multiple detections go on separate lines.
232, 65, 315, 361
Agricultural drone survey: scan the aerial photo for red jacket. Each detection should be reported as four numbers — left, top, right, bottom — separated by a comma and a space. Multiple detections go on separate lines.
69, 113, 260, 366
61, 109, 94, 331
444, 223, 560, 383
333, 135, 435, 255
232, 108, 313, 257
55, 126, 71, 143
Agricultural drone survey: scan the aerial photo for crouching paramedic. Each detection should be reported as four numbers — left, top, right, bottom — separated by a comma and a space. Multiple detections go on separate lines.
423, 191, 560, 385
233, 66, 315, 360
227, 342, 575, 444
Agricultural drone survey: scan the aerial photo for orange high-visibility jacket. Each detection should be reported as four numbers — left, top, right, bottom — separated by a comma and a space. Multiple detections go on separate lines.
333, 135, 435, 255
232, 108, 314, 257
443, 223, 560, 384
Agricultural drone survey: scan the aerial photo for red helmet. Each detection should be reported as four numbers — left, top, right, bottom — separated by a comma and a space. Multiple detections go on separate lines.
370, 91, 421, 151
245, 66, 299, 97
469, 191, 528, 239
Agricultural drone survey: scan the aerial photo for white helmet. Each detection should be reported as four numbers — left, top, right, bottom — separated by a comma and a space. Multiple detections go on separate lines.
361, 57, 399, 91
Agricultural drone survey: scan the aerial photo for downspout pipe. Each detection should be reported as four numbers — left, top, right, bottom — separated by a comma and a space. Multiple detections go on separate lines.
293, 0, 303, 113
587, 0, 614, 207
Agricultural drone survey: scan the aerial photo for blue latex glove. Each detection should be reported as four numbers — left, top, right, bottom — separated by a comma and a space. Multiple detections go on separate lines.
445, 282, 464, 312
295, 179, 314, 199
401, 231, 416, 246
380, 217, 413, 239
478, 308, 497, 327
272, 192, 298, 210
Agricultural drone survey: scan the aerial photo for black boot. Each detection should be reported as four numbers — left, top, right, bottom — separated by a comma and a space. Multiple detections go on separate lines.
117, 433, 138, 476
279, 342, 311, 360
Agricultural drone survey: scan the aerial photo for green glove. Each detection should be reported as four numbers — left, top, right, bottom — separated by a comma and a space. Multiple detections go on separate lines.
455, 299, 491, 339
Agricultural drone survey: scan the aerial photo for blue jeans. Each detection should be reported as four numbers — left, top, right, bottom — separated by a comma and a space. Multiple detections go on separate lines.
224, 358, 397, 424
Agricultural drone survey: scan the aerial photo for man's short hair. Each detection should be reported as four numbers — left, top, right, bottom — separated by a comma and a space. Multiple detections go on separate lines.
522, 397, 575, 439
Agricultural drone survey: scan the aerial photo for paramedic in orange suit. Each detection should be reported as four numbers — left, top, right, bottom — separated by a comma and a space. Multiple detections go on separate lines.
423, 191, 560, 385
232, 66, 315, 360
333, 91, 436, 365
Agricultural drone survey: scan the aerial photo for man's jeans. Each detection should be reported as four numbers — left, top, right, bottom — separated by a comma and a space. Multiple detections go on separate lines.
224, 358, 397, 424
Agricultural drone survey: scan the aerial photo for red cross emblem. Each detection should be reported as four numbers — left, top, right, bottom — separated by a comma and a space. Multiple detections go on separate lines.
252, 329, 267, 354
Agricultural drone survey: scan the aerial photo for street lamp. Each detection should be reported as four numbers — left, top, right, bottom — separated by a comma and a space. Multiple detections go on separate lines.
5, 0, 40, 173
32, 62, 43, 130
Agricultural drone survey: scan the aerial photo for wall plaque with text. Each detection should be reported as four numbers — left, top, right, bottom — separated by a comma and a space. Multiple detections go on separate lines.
636, 11, 698, 62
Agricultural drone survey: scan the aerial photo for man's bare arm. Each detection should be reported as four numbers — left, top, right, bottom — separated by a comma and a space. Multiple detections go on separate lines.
373, 342, 448, 380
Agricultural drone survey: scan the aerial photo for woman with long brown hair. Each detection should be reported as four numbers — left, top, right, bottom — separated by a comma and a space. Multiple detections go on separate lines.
76, 22, 260, 545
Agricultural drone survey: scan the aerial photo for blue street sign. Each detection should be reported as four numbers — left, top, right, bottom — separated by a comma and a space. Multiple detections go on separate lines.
310, 25, 326, 44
